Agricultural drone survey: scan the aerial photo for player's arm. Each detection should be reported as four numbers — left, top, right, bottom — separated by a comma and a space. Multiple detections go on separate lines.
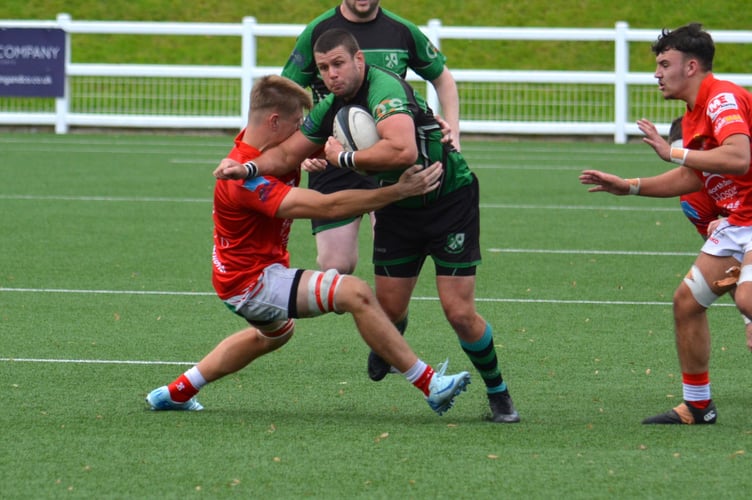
430, 67, 461, 151
276, 162, 442, 220
638, 118, 751, 175
579, 166, 702, 197
214, 131, 321, 180
323, 112, 418, 172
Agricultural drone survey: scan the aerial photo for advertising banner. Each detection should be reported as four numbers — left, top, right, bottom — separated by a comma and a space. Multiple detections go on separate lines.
0, 28, 66, 97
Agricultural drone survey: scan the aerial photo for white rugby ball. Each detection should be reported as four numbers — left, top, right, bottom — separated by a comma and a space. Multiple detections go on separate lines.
332, 105, 380, 153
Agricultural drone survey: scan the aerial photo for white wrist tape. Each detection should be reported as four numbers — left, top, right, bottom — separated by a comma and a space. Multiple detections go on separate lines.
627, 178, 641, 195
670, 147, 689, 165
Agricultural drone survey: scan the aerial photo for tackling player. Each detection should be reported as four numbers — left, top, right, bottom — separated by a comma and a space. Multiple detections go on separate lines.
216, 30, 520, 423
146, 75, 471, 416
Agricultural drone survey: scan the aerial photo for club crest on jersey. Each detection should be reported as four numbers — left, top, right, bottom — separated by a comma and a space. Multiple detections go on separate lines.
425, 42, 438, 59
288, 49, 306, 69
384, 52, 398, 69
445, 233, 465, 254
375, 97, 407, 119
707, 92, 738, 120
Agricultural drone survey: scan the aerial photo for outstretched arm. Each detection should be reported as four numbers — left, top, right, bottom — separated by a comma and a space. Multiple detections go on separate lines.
276, 162, 443, 220
579, 166, 702, 197
213, 131, 320, 180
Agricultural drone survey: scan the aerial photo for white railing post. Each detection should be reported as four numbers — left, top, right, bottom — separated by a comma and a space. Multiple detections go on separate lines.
55, 12, 72, 134
240, 16, 257, 126
613, 21, 629, 144
425, 19, 442, 115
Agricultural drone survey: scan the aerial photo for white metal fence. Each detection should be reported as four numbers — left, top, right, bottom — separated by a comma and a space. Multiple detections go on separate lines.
2, 14, 752, 143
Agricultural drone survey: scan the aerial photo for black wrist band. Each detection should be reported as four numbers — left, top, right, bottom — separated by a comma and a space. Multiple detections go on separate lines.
243, 161, 259, 179
337, 151, 356, 170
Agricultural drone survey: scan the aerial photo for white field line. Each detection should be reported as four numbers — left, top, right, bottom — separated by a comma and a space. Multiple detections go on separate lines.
0, 357, 195, 366
0, 286, 733, 308
0, 193, 677, 214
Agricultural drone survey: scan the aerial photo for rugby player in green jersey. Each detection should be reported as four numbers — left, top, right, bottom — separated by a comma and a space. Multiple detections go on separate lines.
216, 29, 519, 423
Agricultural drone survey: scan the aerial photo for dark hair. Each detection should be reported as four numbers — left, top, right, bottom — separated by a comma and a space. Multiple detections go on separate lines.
313, 28, 360, 56
668, 117, 683, 144
652, 23, 714, 71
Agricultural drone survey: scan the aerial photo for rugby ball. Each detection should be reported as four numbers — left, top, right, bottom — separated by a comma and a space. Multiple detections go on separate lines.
332, 105, 380, 153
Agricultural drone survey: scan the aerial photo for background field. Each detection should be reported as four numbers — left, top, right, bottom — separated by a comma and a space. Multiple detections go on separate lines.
2, 2, 752, 498
2, 133, 751, 498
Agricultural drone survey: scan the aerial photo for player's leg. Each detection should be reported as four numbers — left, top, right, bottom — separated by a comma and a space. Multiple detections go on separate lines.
643, 252, 737, 424
370, 254, 423, 381
309, 165, 378, 274
731, 249, 752, 352
436, 272, 520, 423
293, 269, 470, 415
315, 218, 363, 274
369, 274, 417, 380
146, 320, 294, 411
146, 263, 300, 411
194, 323, 294, 382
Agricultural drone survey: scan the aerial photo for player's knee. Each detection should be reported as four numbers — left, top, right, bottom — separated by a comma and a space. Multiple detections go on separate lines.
676, 265, 719, 311
317, 253, 357, 274
257, 319, 295, 344
334, 276, 375, 313
442, 304, 477, 334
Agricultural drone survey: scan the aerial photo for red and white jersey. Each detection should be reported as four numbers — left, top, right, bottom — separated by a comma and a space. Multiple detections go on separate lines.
682, 74, 752, 225
211, 130, 300, 300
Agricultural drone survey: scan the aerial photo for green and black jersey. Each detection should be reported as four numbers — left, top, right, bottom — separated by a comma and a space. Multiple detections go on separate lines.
282, 6, 447, 103
301, 65, 472, 209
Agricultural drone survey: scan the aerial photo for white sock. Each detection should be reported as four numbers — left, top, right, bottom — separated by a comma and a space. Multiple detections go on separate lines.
185, 366, 207, 390
403, 360, 428, 384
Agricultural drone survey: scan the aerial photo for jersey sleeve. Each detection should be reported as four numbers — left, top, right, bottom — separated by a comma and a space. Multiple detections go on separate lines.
300, 96, 335, 145
707, 87, 752, 144
281, 28, 317, 88
235, 177, 291, 218
367, 71, 414, 123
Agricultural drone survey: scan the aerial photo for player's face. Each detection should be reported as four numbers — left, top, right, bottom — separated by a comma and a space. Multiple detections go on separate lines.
314, 47, 364, 100
654, 49, 690, 101
341, 0, 380, 20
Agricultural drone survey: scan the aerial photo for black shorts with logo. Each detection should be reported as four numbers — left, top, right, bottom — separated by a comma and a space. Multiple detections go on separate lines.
308, 164, 379, 234
373, 174, 481, 277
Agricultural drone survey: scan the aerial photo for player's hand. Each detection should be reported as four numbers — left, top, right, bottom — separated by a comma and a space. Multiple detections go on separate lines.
435, 115, 460, 151
579, 169, 631, 195
637, 118, 671, 162
323, 136, 345, 167
396, 162, 443, 197
213, 158, 248, 179
301, 157, 328, 173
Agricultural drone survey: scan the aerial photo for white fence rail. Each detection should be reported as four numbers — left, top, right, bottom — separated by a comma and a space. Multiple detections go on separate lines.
2, 14, 752, 143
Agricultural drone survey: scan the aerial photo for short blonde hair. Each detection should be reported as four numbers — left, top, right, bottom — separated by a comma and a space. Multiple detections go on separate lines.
249, 75, 312, 119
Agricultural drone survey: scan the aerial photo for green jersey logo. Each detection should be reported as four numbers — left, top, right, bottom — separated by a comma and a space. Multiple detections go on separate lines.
445, 233, 465, 254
